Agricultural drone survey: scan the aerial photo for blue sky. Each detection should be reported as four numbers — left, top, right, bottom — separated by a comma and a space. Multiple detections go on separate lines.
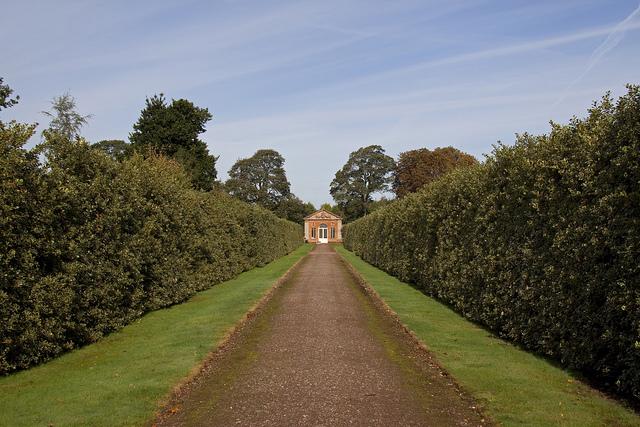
2, 0, 640, 206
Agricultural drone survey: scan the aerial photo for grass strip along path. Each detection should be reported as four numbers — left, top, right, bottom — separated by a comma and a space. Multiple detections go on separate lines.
0, 244, 312, 427
335, 245, 640, 426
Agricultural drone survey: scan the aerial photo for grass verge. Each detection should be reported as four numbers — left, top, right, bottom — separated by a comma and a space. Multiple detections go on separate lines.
0, 244, 313, 427
335, 244, 639, 426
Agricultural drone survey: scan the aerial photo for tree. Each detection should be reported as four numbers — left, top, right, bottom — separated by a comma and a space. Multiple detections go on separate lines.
330, 145, 395, 221
226, 149, 291, 210
92, 139, 131, 161
319, 202, 344, 217
129, 94, 217, 190
0, 77, 19, 112
275, 195, 315, 224
41, 93, 92, 140
393, 147, 478, 197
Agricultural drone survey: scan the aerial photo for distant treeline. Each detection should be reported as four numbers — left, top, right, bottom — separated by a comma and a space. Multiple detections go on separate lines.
344, 86, 640, 402
99, 95, 317, 224
1, 110, 302, 374
328, 143, 478, 223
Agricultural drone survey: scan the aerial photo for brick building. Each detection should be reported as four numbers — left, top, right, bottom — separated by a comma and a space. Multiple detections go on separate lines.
304, 209, 342, 243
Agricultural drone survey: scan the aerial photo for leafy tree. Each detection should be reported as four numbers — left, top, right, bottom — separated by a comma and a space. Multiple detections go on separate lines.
330, 145, 395, 221
226, 149, 291, 211
41, 93, 92, 140
320, 202, 332, 212
129, 94, 217, 190
0, 77, 19, 112
275, 195, 315, 224
318, 202, 343, 217
304, 201, 316, 214
394, 146, 478, 197
173, 143, 217, 190
92, 139, 131, 161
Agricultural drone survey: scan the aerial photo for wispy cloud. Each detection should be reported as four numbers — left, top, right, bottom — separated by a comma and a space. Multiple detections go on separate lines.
3, 1, 639, 206
207, 81, 607, 203
327, 17, 640, 90
554, 2, 640, 105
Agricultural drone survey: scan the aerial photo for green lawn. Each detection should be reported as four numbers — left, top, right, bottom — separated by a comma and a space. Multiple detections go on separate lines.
335, 245, 639, 427
0, 244, 313, 427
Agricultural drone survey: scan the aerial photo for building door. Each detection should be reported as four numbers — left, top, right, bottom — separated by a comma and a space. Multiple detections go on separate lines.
318, 224, 328, 244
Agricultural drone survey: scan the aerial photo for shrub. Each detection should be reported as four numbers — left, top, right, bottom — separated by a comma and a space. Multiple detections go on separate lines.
0, 133, 302, 374
344, 86, 640, 401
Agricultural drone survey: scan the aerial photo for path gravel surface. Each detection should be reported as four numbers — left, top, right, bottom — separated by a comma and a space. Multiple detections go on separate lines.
156, 244, 489, 426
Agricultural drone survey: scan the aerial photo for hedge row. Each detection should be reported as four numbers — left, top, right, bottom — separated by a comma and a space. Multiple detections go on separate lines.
344, 86, 640, 401
0, 131, 302, 374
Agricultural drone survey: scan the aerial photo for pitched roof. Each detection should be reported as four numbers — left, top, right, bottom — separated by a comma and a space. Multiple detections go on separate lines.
304, 209, 342, 220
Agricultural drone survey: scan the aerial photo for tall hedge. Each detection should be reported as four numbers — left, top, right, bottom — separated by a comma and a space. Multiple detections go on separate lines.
0, 131, 302, 374
343, 86, 640, 401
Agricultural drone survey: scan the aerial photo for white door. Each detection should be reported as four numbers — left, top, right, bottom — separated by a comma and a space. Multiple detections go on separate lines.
318, 224, 328, 244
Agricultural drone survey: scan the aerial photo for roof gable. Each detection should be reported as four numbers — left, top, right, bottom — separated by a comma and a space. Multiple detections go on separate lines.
304, 209, 341, 220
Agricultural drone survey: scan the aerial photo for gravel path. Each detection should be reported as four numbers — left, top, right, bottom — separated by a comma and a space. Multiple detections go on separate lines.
157, 244, 489, 426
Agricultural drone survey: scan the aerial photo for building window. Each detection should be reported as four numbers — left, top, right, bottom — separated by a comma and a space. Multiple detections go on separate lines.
319, 224, 328, 239
331, 227, 335, 239
311, 227, 316, 238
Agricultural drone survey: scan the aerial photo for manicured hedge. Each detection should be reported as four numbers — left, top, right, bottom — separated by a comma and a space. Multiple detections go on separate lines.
344, 86, 640, 401
0, 132, 302, 374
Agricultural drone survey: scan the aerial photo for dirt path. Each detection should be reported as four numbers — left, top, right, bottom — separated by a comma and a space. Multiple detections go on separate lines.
156, 245, 488, 426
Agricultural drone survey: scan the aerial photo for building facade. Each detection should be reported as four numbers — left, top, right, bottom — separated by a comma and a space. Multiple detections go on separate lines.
304, 209, 342, 243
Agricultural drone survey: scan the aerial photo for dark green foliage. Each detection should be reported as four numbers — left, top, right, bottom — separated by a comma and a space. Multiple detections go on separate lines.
274, 195, 315, 224
0, 132, 302, 374
129, 94, 217, 190
343, 86, 640, 402
330, 145, 395, 221
0, 77, 19, 111
226, 149, 291, 210
226, 149, 315, 223
319, 203, 344, 219
92, 139, 131, 161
